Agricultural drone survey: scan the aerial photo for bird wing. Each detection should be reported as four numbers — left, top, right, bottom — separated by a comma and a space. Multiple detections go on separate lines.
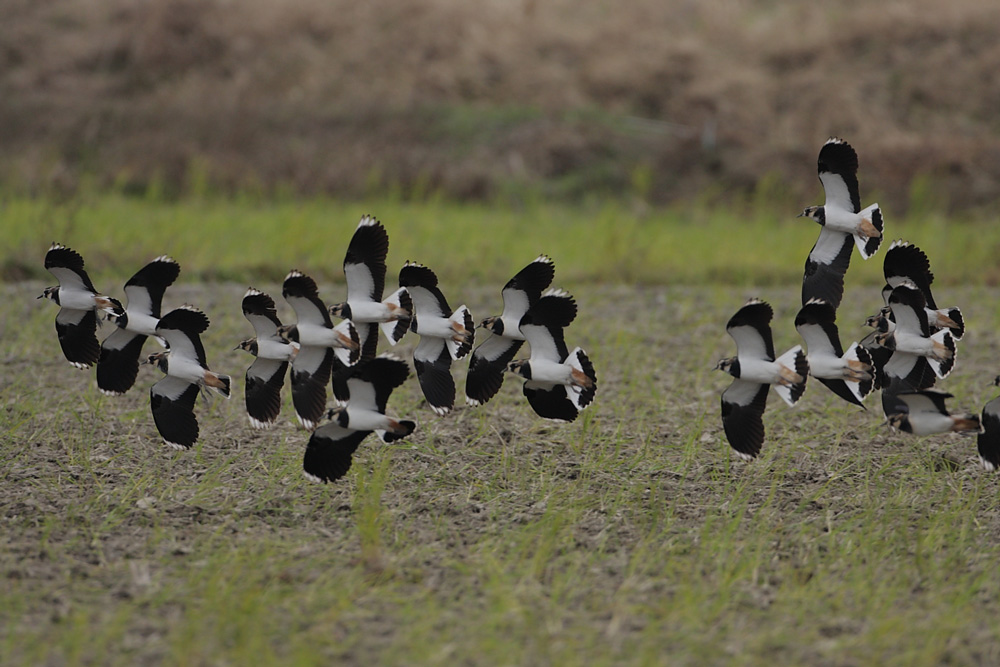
802, 228, 853, 310
888, 285, 930, 336
883, 240, 937, 310
500, 255, 555, 323
242, 288, 283, 337
726, 299, 775, 362
343, 216, 388, 303
817, 138, 861, 213
303, 425, 370, 483
283, 270, 332, 327
124, 256, 180, 318
45, 243, 98, 293
466, 334, 524, 406
156, 306, 209, 366
721, 380, 770, 460
150, 376, 200, 449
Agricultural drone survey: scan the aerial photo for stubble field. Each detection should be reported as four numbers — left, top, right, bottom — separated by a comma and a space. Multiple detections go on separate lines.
2, 197, 1000, 664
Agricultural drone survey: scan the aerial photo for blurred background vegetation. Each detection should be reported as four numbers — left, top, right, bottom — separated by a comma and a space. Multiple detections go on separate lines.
3, 0, 1000, 214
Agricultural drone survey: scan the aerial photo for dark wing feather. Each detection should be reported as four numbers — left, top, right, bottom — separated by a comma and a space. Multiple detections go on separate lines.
802, 229, 853, 309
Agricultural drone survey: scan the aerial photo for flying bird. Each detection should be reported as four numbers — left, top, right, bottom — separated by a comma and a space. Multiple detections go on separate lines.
398, 261, 474, 415
303, 354, 416, 483
97, 256, 180, 395
280, 270, 360, 429
507, 288, 597, 422
38, 243, 124, 368
716, 298, 808, 460
880, 240, 964, 339
794, 299, 874, 407
236, 287, 300, 429
466, 255, 555, 406
876, 283, 955, 387
885, 390, 981, 436
978, 376, 1000, 471
799, 138, 884, 308
143, 305, 231, 450
328, 215, 412, 359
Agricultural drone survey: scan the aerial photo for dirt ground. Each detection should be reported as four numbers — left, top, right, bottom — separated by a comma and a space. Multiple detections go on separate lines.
3, 282, 1000, 663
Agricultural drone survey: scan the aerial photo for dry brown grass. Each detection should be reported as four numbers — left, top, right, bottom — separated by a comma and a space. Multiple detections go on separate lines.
3, 0, 1000, 210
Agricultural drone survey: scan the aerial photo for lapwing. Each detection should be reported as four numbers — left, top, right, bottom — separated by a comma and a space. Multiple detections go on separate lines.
885, 389, 981, 436
466, 254, 555, 407
716, 298, 808, 459
800, 138, 884, 308
279, 270, 361, 429
978, 376, 1000, 471
794, 298, 874, 407
303, 354, 416, 483
881, 240, 964, 339
876, 283, 955, 385
328, 216, 411, 403
39, 242, 124, 368
97, 255, 180, 395
398, 261, 474, 415
236, 287, 299, 429
507, 288, 597, 423
328, 215, 412, 358
143, 305, 231, 450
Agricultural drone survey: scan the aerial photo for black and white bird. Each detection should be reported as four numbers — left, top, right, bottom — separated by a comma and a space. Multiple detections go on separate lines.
236, 287, 299, 429
398, 261, 474, 415
880, 240, 964, 339
978, 376, 1000, 471
279, 270, 361, 430
143, 305, 232, 450
795, 299, 874, 407
303, 354, 416, 483
466, 255, 555, 406
328, 215, 412, 360
716, 298, 809, 460
876, 282, 955, 386
97, 256, 180, 395
507, 288, 597, 422
38, 242, 124, 369
799, 138, 884, 308
885, 390, 981, 436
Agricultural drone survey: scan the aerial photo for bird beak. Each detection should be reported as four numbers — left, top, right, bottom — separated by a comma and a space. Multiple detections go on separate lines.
796, 212, 805, 218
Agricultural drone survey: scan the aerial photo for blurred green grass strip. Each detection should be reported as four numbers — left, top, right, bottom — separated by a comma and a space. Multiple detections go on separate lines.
2, 192, 995, 286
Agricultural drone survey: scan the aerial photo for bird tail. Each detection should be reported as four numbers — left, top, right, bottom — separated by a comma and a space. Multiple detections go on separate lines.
333, 319, 361, 366
935, 307, 965, 340
843, 342, 874, 403
855, 204, 883, 259
206, 372, 232, 399
379, 419, 417, 443
379, 287, 412, 345
446, 305, 475, 360
952, 414, 982, 435
928, 330, 956, 379
773, 345, 809, 407
566, 347, 598, 410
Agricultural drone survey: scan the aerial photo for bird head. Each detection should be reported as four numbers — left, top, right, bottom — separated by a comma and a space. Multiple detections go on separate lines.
508, 359, 530, 379
235, 338, 258, 354
325, 404, 349, 427
329, 302, 351, 320
886, 413, 906, 432
142, 351, 168, 369
479, 316, 503, 335
714, 356, 737, 376
38, 286, 58, 302
798, 206, 825, 225
276, 324, 298, 343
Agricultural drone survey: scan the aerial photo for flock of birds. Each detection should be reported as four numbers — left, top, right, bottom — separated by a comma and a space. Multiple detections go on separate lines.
716, 138, 1000, 470
35, 137, 1000, 476
37, 217, 598, 483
